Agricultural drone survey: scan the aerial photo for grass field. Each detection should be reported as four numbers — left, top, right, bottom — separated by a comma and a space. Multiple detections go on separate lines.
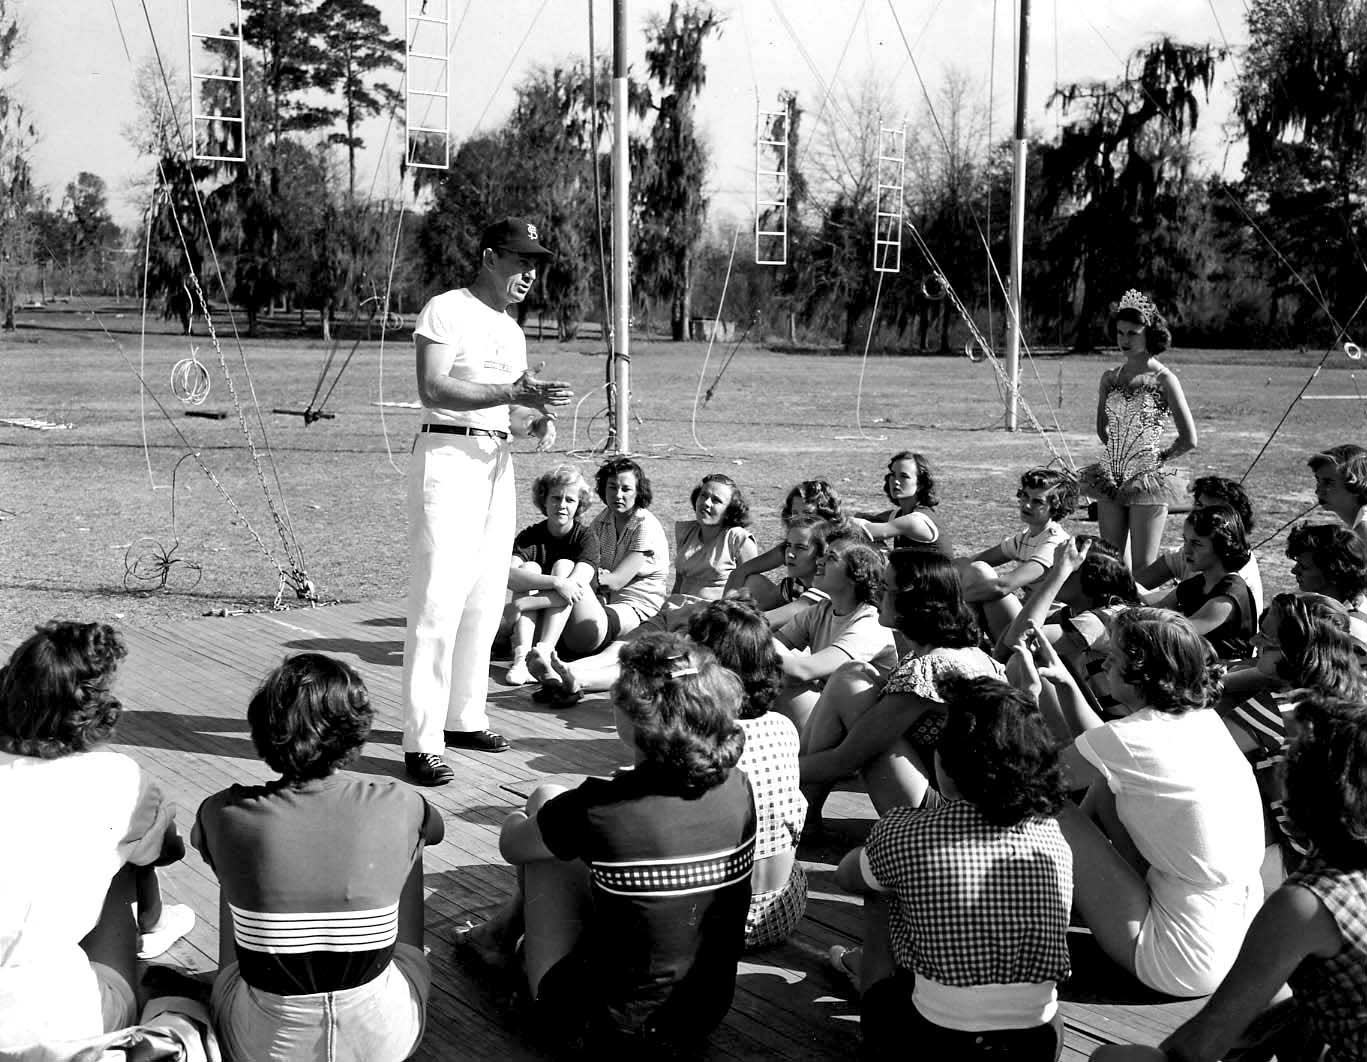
3, 302, 1363, 642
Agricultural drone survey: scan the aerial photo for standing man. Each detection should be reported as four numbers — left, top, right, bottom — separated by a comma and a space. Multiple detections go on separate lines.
402, 217, 573, 786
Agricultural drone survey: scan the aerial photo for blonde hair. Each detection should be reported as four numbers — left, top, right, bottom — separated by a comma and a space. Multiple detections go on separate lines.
531, 465, 593, 516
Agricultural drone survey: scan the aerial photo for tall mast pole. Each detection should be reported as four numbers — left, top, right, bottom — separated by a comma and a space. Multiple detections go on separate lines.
612, 0, 631, 452
1005, 0, 1031, 431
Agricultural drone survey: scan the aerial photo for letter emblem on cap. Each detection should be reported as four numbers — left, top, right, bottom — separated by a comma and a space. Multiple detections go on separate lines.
527, 223, 539, 240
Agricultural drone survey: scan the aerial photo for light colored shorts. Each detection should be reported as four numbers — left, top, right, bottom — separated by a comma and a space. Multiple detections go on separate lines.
211, 943, 430, 1062
744, 862, 809, 951
1133, 883, 1261, 998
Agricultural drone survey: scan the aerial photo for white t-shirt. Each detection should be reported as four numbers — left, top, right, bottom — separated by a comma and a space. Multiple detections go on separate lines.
1073, 708, 1264, 993
999, 522, 1071, 569
776, 600, 898, 672
0, 748, 175, 1045
412, 287, 528, 433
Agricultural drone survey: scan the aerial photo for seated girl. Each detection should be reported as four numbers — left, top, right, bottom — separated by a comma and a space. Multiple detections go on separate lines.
1285, 521, 1367, 647
959, 467, 1076, 642
799, 551, 1004, 830
1135, 475, 1264, 614
833, 677, 1073, 1062
503, 465, 607, 685
757, 513, 834, 630
1014, 607, 1265, 998
1307, 442, 1367, 546
1221, 592, 1363, 873
527, 473, 760, 705
772, 536, 898, 728
588, 456, 670, 639
997, 536, 1140, 723
0, 621, 192, 1051
687, 600, 808, 951
1093, 695, 1367, 1062
850, 450, 952, 556
460, 633, 755, 1057
1154, 503, 1257, 660
673, 472, 759, 601
725, 479, 844, 605
194, 653, 444, 1062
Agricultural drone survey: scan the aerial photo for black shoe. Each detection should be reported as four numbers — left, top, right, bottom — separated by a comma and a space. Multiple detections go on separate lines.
404, 752, 455, 786
444, 729, 511, 753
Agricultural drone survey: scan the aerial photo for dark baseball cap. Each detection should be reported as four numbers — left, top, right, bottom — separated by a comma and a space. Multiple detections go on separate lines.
480, 217, 553, 259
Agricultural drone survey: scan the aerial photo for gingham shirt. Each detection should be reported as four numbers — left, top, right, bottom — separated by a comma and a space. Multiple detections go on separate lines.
862, 801, 1072, 987
1286, 861, 1367, 1060
737, 712, 806, 861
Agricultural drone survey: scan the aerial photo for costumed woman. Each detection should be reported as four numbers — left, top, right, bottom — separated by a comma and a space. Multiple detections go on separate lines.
1079, 290, 1197, 571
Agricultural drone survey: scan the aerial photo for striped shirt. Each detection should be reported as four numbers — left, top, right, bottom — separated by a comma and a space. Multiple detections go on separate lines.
193, 774, 443, 995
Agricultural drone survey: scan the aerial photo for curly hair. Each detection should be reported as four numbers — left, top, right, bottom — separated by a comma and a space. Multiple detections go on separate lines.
247, 653, 374, 782
1285, 694, 1367, 871
612, 633, 746, 794
1114, 303, 1172, 354
1266, 593, 1363, 698
882, 451, 939, 510
1308, 444, 1367, 503
1074, 537, 1139, 606
827, 541, 885, 606
687, 599, 782, 720
1186, 503, 1250, 571
0, 621, 127, 759
936, 676, 1067, 827
1019, 467, 1078, 521
691, 473, 752, 528
886, 551, 979, 648
782, 479, 845, 526
594, 456, 653, 509
1286, 522, 1367, 601
1110, 607, 1222, 714
1191, 476, 1256, 533
531, 464, 593, 517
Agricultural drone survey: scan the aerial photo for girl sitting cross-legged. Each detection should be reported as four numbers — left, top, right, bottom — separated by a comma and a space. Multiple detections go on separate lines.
194, 653, 444, 1062
1093, 695, 1367, 1062
1013, 607, 1265, 998
0, 622, 194, 1051
799, 550, 1004, 832
459, 633, 756, 1058
849, 450, 952, 556
833, 676, 1074, 1062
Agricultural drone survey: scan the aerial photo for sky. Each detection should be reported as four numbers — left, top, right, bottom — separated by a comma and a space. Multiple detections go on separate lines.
16, 0, 1249, 228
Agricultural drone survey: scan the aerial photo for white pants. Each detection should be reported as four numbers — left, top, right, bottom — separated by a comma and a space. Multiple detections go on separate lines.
402, 432, 514, 753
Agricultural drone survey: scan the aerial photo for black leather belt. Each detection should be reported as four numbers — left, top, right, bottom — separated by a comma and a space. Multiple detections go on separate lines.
420, 424, 509, 440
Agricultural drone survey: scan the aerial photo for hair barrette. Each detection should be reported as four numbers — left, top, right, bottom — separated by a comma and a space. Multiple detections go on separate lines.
668, 665, 699, 679
1118, 289, 1157, 326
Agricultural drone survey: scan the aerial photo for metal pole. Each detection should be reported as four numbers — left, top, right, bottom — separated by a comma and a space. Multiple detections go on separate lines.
612, 0, 631, 452
1005, 0, 1031, 431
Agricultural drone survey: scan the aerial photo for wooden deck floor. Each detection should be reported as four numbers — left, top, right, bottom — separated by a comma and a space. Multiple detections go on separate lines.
23, 600, 1207, 1060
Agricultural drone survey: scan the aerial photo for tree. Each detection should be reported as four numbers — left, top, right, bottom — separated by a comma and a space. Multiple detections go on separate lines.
1237, 0, 1367, 337
0, 1, 36, 329
316, 0, 402, 200
1037, 37, 1221, 349
634, 1, 722, 340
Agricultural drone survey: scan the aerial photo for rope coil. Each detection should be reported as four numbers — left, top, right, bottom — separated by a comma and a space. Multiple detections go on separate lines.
170, 346, 211, 405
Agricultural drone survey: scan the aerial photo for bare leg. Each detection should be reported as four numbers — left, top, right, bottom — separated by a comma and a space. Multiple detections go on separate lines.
134, 863, 164, 933
1082, 779, 1148, 876
1128, 504, 1169, 572
742, 574, 783, 609
398, 853, 426, 949
529, 560, 578, 658
857, 894, 896, 995
778, 685, 822, 732
1056, 802, 1150, 976
80, 864, 140, 1005
1096, 500, 1131, 565
799, 663, 883, 828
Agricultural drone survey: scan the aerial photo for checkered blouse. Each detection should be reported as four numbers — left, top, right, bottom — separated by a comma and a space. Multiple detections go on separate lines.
737, 712, 806, 861
1286, 861, 1367, 1059
863, 801, 1072, 986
